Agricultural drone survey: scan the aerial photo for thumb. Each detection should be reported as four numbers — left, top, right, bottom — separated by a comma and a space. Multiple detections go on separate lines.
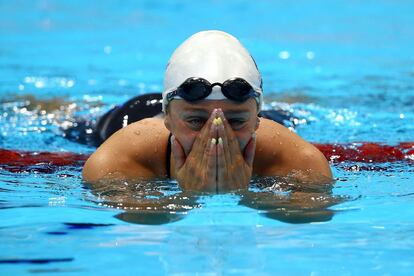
171, 135, 186, 170
243, 133, 256, 167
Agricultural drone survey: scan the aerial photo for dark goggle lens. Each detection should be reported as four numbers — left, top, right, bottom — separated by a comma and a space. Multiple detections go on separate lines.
178, 79, 211, 101
222, 79, 254, 101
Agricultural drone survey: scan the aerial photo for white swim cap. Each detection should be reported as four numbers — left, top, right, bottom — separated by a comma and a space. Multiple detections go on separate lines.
162, 30, 263, 112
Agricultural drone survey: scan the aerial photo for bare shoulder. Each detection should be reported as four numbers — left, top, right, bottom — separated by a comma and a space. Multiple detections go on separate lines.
82, 118, 170, 182
253, 118, 332, 179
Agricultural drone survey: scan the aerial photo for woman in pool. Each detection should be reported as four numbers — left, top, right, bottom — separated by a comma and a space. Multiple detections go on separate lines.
83, 30, 332, 192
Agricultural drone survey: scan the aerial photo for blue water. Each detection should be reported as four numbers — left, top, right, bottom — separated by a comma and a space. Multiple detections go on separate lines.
1, 0, 414, 274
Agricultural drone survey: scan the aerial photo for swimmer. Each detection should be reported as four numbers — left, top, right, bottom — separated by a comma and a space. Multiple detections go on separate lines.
83, 30, 332, 192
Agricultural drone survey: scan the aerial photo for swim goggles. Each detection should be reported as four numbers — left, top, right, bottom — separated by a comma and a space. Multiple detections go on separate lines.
165, 77, 262, 105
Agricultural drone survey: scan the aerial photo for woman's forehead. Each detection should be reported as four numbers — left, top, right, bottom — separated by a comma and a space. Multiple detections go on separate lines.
170, 99, 256, 114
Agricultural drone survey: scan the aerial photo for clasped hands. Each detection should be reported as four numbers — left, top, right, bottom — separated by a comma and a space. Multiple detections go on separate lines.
171, 108, 256, 193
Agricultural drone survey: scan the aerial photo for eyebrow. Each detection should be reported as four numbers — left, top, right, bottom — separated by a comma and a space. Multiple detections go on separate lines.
224, 110, 250, 116
181, 109, 210, 116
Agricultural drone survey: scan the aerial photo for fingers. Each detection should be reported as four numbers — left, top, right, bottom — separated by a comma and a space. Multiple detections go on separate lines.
216, 109, 241, 162
216, 119, 232, 176
216, 107, 256, 168
171, 135, 186, 170
190, 109, 218, 157
216, 125, 229, 166
216, 136, 227, 184
205, 138, 218, 189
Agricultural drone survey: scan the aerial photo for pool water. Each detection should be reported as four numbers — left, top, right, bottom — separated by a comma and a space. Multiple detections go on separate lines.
1, 0, 414, 274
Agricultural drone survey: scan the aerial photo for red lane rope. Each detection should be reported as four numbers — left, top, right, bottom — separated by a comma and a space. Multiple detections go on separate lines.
0, 149, 88, 173
0, 149, 88, 166
314, 142, 414, 163
0, 142, 413, 174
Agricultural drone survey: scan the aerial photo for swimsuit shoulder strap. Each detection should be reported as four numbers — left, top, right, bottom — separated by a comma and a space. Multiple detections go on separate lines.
166, 133, 172, 178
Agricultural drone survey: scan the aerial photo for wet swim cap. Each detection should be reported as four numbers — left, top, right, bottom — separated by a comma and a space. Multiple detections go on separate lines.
162, 30, 263, 112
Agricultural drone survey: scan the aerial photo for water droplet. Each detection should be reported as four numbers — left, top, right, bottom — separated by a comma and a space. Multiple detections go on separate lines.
122, 115, 128, 128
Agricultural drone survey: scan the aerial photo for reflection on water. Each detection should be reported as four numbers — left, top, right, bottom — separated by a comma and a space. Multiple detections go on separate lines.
240, 176, 344, 224
85, 176, 343, 225
85, 179, 199, 225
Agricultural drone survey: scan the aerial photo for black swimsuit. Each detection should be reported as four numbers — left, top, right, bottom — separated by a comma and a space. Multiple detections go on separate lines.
63, 93, 297, 178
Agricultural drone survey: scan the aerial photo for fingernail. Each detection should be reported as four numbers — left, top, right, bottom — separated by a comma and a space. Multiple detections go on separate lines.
218, 137, 223, 145
217, 117, 223, 125
252, 133, 257, 140
170, 135, 175, 144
